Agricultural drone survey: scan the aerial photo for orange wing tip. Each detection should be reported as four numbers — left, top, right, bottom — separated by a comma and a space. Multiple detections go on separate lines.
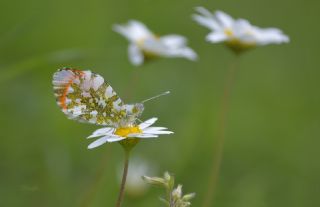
53, 68, 86, 110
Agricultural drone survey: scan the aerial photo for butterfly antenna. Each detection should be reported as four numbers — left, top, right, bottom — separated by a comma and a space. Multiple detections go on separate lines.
141, 91, 170, 103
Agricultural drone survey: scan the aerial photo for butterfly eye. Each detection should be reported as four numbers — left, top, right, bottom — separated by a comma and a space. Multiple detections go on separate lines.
134, 103, 144, 115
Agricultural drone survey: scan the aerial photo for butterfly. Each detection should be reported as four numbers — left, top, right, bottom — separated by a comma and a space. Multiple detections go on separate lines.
52, 68, 145, 128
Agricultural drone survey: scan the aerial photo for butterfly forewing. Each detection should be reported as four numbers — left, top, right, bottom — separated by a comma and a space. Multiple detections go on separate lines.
53, 68, 126, 126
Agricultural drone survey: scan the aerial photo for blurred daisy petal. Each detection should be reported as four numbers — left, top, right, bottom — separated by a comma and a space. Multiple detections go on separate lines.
206, 32, 227, 43
160, 35, 187, 48
173, 48, 198, 61
193, 7, 220, 30
114, 20, 197, 65
129, 44, 144, 66
193, 7, 289, 52
215, 10, 234, 28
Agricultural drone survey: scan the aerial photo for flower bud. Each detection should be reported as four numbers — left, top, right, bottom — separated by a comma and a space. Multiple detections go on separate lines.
142, 175, 166, 187
182, 193, 196, 201
172, 185, 183, 199
164, 172, 175, 190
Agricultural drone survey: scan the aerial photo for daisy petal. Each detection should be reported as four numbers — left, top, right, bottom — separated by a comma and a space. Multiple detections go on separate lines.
206, 32, 228, 43
105, 136, 126, 142
160, 35, 187, 48
88, 135, 125, 149
87, 127, 114, 139
195, 7, 214, 18
127, 20, 153, 41
192, 14, 220, 31
139, 117, 158, 129
142, 38, 168, 55
215, 10, 234, 28
113, 20, 153, 43
134, 134, 159, 138
88, 136, 109, 149
129, 44, 144, 66
143, 129, 174, 135
127, 133, 142, 138
193, 7, 289, 47
164, 47, 197, 60
255, 27, 290, 45
176, 48, 198, 60
144, 127, 167, 131
113, 25, 132, 41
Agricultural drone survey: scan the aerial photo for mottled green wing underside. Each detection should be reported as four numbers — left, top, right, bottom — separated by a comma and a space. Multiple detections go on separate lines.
52, 68, 127, 126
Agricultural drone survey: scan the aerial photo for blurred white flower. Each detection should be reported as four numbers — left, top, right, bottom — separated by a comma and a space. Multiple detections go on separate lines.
118, 157, 155, 197
87, 117, 173, 149
113, 20, 198, 65
193, 7, 289, 53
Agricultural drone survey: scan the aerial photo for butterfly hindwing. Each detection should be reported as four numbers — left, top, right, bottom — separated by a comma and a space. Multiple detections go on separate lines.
53, 68, 126, 126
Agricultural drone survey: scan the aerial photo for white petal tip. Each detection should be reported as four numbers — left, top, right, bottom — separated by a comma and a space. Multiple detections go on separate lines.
87, 144, 99, 150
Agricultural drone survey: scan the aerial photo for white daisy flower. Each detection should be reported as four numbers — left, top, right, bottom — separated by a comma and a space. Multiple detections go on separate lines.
87, 117, 173, 149
193, 7, 289, 52
113, 20, 198, 65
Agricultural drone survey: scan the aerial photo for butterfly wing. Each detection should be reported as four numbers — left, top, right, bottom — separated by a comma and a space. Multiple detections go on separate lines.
53, 68, 126, 126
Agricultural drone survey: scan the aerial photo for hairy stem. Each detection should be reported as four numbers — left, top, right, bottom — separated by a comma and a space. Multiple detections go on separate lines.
203, 56, 239, 207
115, 149, 130, 207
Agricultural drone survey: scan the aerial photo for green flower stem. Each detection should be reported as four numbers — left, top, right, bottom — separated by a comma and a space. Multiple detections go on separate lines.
115, 148, 130, 207
167, 187, 173, 207
203, 56, 240, 207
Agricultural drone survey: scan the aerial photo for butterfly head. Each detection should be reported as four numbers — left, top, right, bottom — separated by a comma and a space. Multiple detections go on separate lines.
120, 103, 144, 126
118, 91, 170, 127
133, 103, 144, 117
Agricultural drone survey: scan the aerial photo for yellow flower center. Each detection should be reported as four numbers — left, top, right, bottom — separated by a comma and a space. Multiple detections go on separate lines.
136, 35, 160, 47
115, 126, 142, 137
136, 35, 161, 59
225, 39, 256, 54
224, 29, 233, 37
223, 28, 256, 54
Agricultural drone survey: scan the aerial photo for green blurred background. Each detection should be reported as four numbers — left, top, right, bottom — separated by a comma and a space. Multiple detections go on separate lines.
1, 0, 319, 206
